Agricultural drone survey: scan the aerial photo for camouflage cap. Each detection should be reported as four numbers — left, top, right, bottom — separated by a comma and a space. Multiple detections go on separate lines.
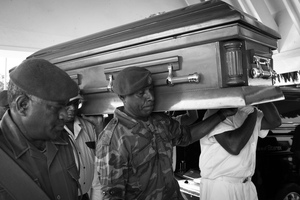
9, 58, 79, 102
113, 67, 152, 96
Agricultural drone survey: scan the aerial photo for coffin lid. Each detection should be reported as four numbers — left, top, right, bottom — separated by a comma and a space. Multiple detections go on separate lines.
28, 0, 280, 65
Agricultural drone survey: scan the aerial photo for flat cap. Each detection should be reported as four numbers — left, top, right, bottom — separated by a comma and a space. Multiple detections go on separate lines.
113, 67, 152, 96
0, 90, 8, 107
10, 58, 79, 102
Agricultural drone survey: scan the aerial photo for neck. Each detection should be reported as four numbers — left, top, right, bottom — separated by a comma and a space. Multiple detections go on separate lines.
123, 109, 148, 121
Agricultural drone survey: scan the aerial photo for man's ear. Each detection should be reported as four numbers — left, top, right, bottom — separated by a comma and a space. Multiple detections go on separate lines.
15, 95, 30, 116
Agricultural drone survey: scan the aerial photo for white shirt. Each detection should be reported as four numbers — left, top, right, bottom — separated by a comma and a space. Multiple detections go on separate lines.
199, 106, 268, 200
64, 117, 97, 195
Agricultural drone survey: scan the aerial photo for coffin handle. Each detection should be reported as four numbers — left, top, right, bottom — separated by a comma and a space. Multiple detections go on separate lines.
106, 74, 113, 91
166, 65, 200, 86
81, 74, 113, 94
250, 55, 277, 79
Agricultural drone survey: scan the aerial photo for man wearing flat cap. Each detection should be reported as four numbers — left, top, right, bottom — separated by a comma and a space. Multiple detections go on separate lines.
64, 93, 103, 200
0, 58, 80, 200
95, 66, 237, 200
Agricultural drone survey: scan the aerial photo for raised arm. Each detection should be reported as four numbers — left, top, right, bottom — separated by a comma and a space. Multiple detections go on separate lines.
256, 102, 281, 130
214, 108, 258, 155
179, 110, 199, 126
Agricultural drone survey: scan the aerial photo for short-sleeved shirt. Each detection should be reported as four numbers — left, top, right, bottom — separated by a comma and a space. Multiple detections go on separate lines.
64, 116, 97, 195
200, 106, 267, 179
95, 107, 192, 200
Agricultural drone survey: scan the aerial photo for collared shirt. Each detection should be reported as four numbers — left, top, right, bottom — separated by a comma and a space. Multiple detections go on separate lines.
200, 107, 268, 179
0, 111, 79, 200
64, 116, 97, 195
95, 107, 192, 200
199, 106, 268, 200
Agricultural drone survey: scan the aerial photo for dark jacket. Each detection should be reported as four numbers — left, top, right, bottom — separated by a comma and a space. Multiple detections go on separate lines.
0, 111, 79, 200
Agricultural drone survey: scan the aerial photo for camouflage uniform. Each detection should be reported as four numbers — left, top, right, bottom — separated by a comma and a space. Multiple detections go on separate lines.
96, 107, 192, 200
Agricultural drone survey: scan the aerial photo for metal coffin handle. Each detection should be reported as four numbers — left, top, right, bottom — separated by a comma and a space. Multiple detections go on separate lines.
82, 75, 113, 94
250, 55, 277, 79
166, 65, 200, 86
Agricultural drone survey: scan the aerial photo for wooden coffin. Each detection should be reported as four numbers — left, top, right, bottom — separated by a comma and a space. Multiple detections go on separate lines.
28, 0, 284, 115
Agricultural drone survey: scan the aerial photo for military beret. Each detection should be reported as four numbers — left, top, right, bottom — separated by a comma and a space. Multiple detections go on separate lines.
9, 58, 79, 102
0, 90, 8, 107
113, 67, 152, 96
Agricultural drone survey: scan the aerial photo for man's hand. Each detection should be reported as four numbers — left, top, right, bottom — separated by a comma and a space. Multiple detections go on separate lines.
239, 106, 254, 115
218, 108, 238, 120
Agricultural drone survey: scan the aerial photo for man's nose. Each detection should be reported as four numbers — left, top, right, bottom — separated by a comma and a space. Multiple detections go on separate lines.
59, 107, 68, 120
145, 89, 154, 101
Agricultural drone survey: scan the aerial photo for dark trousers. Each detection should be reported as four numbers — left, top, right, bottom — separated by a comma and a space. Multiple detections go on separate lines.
78, 193, 89, 200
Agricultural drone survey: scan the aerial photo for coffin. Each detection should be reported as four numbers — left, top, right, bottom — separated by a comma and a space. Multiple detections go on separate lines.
28, 0, 284, 115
